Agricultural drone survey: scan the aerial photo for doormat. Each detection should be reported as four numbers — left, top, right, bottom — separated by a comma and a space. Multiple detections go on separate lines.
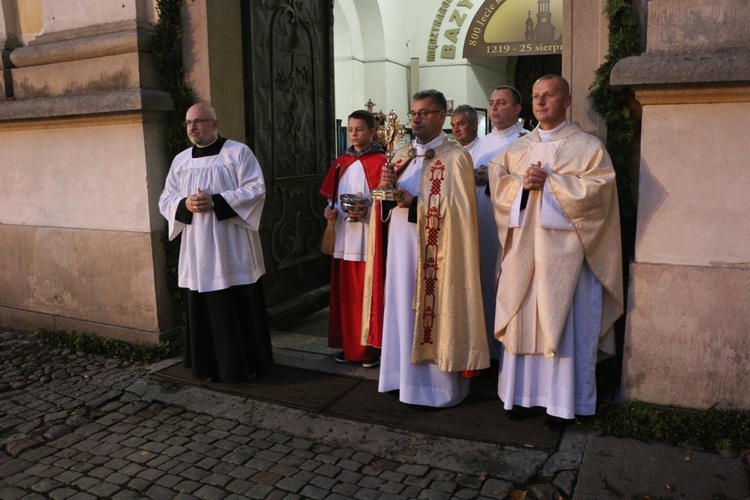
150, 362, 561, 452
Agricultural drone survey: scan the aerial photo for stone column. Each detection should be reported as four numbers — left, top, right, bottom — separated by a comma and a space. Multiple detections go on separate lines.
181, 0, 246, 143
612, 0, 750, 410
563, 0, 608, 141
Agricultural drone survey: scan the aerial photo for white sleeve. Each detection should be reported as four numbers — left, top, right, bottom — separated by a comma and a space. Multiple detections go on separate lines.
219, 144, 266, 231
509, 187, 524, 228
540, 182, 573, 230
158, 161, 186, 241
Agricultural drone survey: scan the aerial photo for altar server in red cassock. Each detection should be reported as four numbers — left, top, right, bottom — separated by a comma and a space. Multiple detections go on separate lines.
319, 110, 385, 367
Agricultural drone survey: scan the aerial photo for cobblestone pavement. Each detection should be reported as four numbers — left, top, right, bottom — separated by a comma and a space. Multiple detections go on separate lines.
0, 328, 586, 499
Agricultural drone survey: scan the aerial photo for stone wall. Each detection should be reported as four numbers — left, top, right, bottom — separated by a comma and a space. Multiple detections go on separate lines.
0, 1, 176, 344
612, 0, 750, 409
563, 0, 609, 140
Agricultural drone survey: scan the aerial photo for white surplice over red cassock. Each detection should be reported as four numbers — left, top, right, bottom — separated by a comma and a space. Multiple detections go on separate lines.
361, 134, 490, 407
488, 122, 624, 418
319, 147, 385, 361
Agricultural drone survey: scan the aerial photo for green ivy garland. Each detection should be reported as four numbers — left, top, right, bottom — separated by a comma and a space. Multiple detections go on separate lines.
597, 400, 750, 451
589, 0, 641, 406
153, 0, 195, 317
153, 0, 195, 160
589, 0, 641, 265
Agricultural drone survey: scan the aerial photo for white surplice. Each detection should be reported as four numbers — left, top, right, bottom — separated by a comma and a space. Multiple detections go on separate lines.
497, 262, 602, 418
159, 139, 265, 293
462, 136, 480, 158
378, 134, 470, 407
331, 160, 370, 262
471, 122, 528, 359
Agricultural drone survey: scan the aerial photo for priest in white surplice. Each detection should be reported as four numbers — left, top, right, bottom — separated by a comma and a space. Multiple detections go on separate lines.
362, 90, 490, 408
488, 75, 624, 427
471, 86, 528, 359
159, 103, 272, 384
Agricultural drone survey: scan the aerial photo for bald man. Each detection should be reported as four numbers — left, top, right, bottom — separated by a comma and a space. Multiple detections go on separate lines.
159, 102, 273, 384
489, 75, 623, 428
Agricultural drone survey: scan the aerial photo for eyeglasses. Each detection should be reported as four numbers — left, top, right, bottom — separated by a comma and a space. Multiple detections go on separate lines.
407, 109, 442, 120
183, 118, 214, 127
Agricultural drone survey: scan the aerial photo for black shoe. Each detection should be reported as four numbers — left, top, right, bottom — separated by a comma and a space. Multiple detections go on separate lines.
361, 358, 380, 368
543, 416, 571, 431
334, 352, 349, 364
505, 406, 541, 421
247, 373, 257, 382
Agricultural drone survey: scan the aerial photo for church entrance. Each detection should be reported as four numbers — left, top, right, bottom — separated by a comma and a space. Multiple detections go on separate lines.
240, 1, 335, 328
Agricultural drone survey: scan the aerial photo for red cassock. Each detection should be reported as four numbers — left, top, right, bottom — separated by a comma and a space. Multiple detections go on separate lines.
320, 151, 385, 361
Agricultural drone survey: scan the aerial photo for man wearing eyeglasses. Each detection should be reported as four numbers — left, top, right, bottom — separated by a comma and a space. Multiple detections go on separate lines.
362, 89, 490, 408
159, 102, 272, 384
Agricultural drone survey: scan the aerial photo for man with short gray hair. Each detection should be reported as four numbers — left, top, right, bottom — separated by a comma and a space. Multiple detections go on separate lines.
450, 104, 479, 155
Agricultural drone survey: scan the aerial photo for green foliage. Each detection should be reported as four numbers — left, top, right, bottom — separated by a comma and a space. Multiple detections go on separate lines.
32, 329, 182, 365
590, 0, 640, 409
596, 401, 750, 451
589, 0, 642, 263
153, 0, 195, 159
153, 0, 195, 313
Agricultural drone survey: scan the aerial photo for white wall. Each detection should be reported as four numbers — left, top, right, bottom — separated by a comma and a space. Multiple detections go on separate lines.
636, 102, 750, 266
333, 0, 509, 126
0, 0, 174, 342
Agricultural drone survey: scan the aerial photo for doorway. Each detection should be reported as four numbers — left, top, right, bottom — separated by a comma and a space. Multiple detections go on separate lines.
240, 1, 336, 328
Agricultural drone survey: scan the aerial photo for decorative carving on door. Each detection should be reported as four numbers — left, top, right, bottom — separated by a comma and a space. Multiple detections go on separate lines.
242, 0, 334, 322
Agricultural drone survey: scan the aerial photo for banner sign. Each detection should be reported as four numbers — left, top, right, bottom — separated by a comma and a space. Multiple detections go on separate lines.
462, 0, 563, 58
427, 0, 476, 62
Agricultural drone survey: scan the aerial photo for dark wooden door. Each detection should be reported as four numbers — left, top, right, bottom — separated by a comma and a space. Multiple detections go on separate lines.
241, 0, 334, 328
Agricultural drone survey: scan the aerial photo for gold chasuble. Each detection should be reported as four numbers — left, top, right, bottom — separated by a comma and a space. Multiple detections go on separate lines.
362, 138, 490, 373
489, 123, 624, 358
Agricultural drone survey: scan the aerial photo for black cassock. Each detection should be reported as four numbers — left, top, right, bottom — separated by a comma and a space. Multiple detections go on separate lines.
183, 278, 273, 382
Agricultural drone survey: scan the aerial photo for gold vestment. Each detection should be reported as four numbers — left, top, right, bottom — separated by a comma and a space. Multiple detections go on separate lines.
489, 123, 624, 357
362, 138, 490, 372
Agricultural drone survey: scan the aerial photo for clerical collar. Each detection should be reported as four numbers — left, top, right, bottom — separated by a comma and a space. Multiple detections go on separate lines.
414, 133, 444, 153
344, 142, 385, 158
492, 122, 523, 138
537, 120, 568, 142
192, 136, 227, 158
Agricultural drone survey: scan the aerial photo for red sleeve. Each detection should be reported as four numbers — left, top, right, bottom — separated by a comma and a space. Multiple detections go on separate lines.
360, 153, 387, 190
319, 155, 355, 198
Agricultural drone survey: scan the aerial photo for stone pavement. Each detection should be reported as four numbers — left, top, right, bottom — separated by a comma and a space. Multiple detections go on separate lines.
0, 327, 748, 499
